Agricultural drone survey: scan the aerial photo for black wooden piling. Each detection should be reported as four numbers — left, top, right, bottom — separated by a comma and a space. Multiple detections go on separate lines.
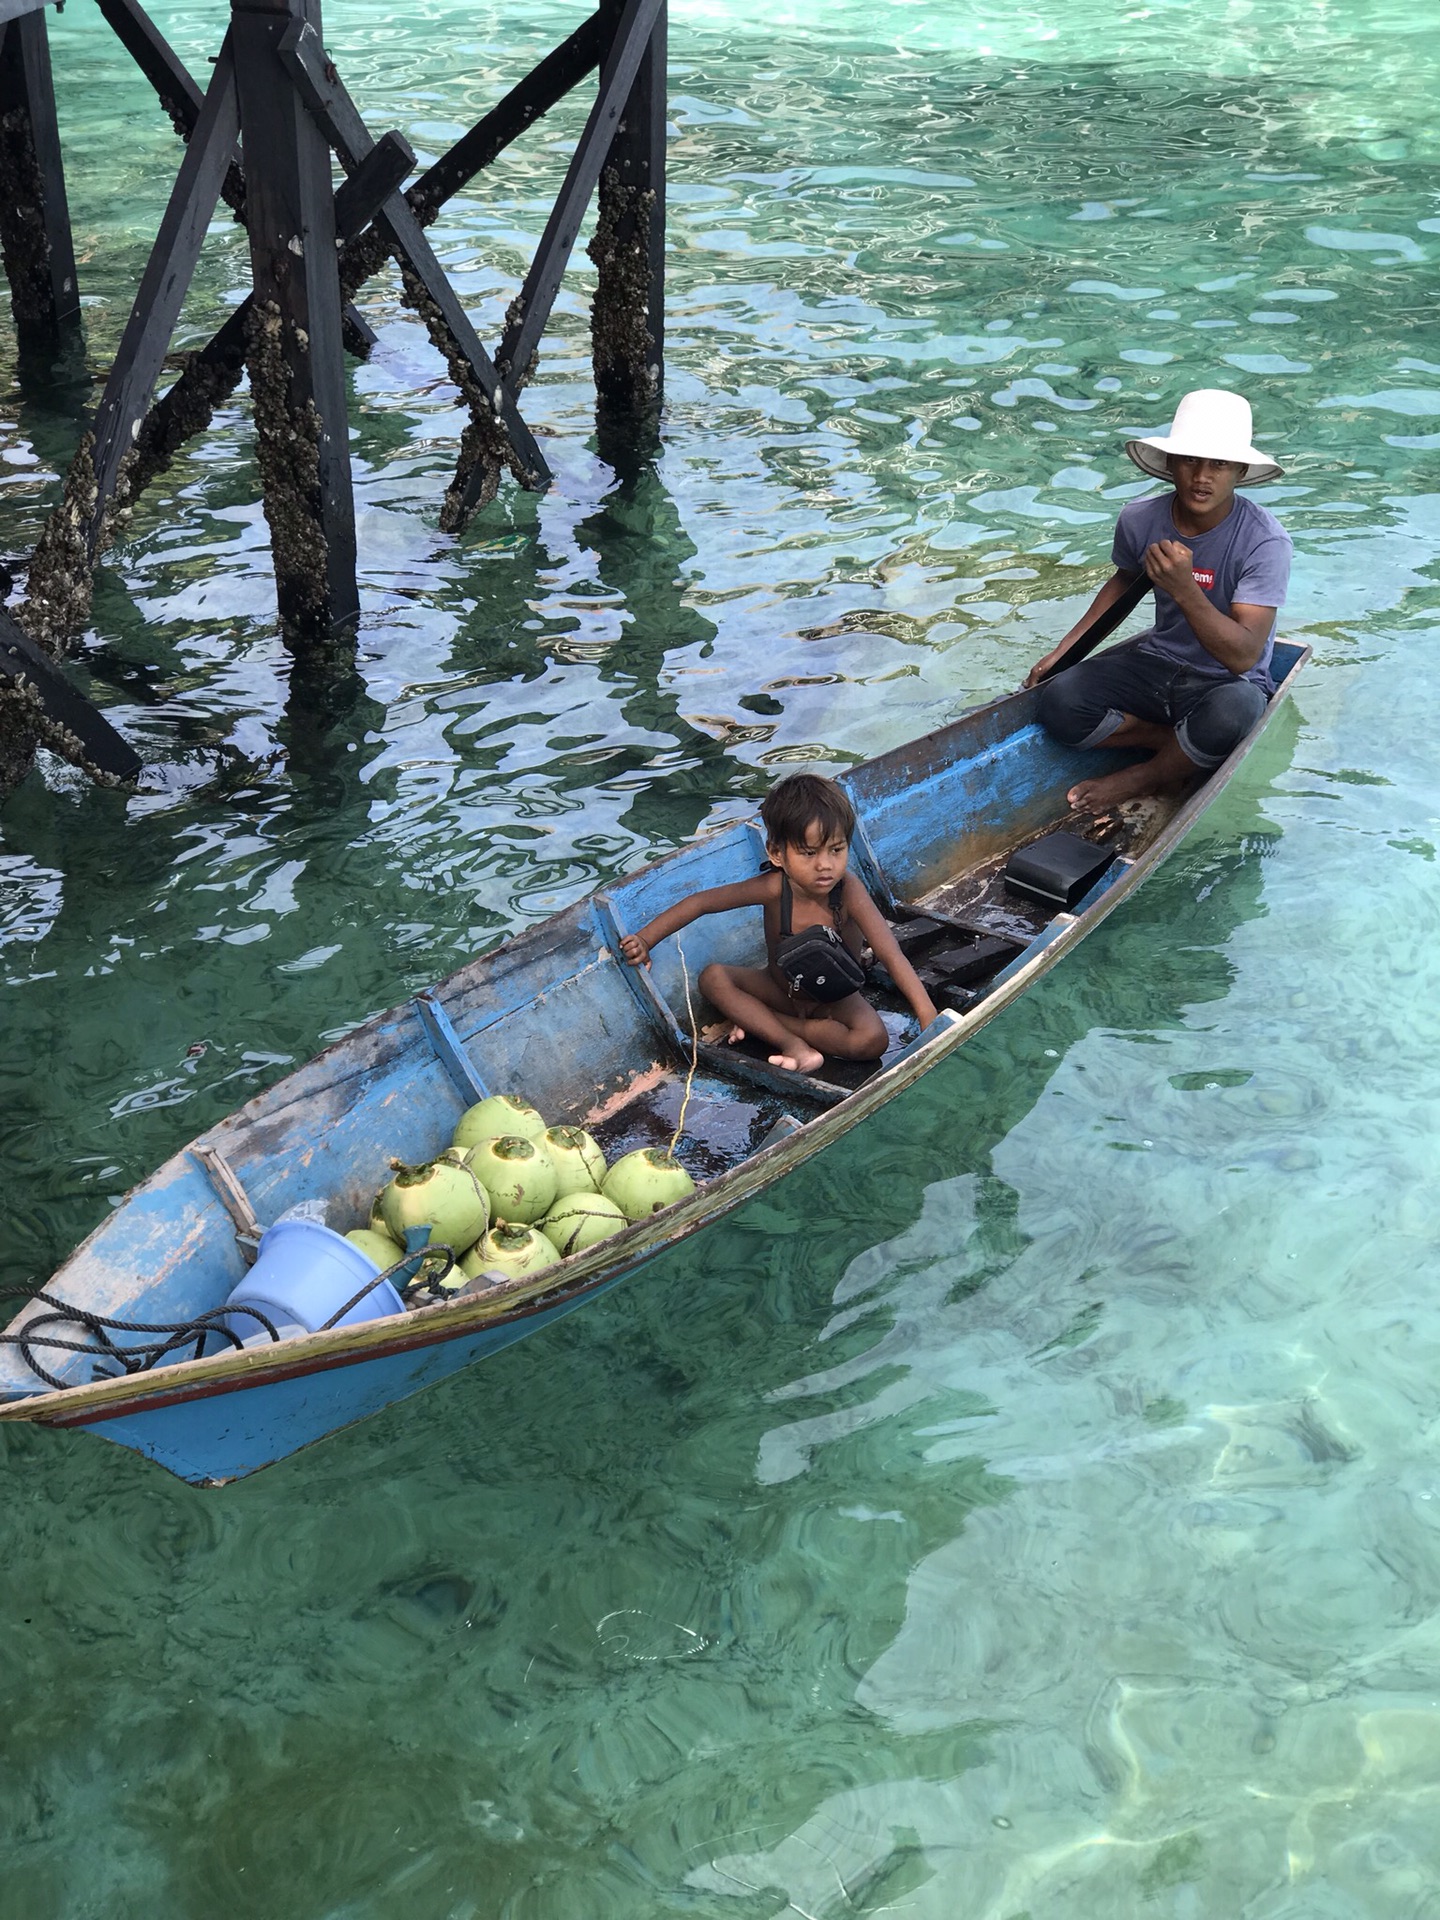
591, 0, 666, 414
0, 0, 81, 358
231, 0, 358, 635
5, 0, 675, 794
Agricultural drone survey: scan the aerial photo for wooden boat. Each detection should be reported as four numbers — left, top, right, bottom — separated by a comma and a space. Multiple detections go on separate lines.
0, 640, 1309, 1484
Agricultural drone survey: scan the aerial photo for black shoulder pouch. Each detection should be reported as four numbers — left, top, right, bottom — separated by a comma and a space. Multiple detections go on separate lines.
774, 876, 868, 1003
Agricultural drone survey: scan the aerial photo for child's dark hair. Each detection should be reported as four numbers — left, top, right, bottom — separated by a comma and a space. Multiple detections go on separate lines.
760, 772, 856, 849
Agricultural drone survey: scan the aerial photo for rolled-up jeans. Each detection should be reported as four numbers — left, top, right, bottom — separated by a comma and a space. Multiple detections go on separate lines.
1037, 640, 1268, 770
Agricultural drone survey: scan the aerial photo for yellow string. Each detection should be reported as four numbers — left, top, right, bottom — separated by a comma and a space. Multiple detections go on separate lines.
668, 936, 700, 1161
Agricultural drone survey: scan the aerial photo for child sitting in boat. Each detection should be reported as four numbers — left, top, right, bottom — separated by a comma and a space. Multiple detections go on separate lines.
619, 773, 939, 1076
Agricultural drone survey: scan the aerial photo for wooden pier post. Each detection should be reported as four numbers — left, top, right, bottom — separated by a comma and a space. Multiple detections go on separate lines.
590, 0, 665, 416
5, 0, 677, 797
0, 0, 81, 359
230, 0, 358, 635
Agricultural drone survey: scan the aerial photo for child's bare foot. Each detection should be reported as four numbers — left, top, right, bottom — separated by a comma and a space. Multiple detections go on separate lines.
725, 1024, 746, 1045
768, 1043, 825, 1075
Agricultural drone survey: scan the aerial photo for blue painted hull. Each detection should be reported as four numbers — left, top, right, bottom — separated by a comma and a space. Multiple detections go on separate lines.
64, 1258, 648, 1484
1, 643, 1309, 1483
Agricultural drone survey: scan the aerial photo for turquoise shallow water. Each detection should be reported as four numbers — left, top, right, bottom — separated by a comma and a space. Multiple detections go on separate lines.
4, 0, 1440, 1912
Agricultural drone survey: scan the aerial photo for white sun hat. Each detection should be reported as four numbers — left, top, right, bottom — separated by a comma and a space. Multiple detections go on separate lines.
1125, 387, 1284, 485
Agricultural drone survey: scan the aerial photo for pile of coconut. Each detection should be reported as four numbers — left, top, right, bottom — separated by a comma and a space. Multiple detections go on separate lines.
344, 1094, 695, 1296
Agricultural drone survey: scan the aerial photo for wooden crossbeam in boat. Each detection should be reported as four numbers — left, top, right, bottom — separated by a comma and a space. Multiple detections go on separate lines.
844, 814, 898, 916
191, 1142, 264, 1260
413, 990, 490, 1108
695, 1041, 844, 1109
594, 891, 689, 1053
883, 1008, 965, 1071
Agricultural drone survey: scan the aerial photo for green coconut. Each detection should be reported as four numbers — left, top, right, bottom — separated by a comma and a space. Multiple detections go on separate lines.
542, 1191, 628, 1257
453, 1093, 547, 1154
379, 1158, 489, 1253
368, 1190, 388, 1236
460, 1223, 560, 1284
542, 1125, 607, 1200
466, 1133, 558, 1226
602, 1148, 697, 1222
344, 1227, 406, 1272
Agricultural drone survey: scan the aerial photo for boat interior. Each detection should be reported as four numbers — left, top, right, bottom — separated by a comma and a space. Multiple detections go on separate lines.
0, 647, 1303, 1397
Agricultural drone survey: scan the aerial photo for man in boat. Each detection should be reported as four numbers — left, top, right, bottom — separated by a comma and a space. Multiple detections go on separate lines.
1025, 388, 1291, 813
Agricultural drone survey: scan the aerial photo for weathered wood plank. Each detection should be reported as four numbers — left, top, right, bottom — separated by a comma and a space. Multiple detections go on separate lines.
496, 0, 665, 389
278, 19, 550, 489
0, 6, 81, 352
230, 0, 357, 633
84, 34, 239, 544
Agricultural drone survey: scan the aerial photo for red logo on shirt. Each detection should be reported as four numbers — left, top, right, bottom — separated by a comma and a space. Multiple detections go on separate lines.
1192, 567, 1216, 590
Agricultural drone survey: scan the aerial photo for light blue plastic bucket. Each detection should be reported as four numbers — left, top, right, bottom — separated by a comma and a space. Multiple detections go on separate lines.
224, 1219, 406, 1339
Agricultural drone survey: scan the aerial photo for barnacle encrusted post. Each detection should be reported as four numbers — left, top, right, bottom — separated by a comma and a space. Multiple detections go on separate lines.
0, 8, 82, 361
588, 5, 666, 419
22, 432, 98, 658
230, 0, 357, 640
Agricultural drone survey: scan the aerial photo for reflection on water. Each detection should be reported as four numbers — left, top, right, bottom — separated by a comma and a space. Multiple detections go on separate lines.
3, 0, 1440, 1912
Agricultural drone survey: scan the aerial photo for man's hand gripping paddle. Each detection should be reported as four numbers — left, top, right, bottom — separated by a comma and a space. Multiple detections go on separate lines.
1032, 573, 1152, 685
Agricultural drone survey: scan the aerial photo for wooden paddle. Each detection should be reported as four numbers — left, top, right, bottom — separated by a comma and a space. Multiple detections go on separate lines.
1033, 571, 1152, 684
0, 608, 143, 785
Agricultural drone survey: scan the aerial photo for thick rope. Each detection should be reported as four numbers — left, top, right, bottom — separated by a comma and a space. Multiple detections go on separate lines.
667, 937, 700, 1161
0, 1246, 452, 1392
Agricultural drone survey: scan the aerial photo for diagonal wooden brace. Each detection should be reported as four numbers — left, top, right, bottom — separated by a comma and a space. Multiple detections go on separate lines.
84, 33, 240, 552
496, 0, 664, 388
278, 17, 549, 489
0, 607, 142, 783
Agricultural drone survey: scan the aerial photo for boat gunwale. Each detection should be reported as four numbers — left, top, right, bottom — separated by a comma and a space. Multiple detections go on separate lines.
0, 642, 1310, 1428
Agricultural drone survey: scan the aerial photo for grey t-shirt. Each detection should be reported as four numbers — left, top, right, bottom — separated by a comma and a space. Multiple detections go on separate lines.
1112, 491, 1292, 688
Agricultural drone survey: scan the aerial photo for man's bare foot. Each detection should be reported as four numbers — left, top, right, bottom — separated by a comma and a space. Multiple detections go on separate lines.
768, 1043, 826, 1075
1068, 758, 1188, 813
